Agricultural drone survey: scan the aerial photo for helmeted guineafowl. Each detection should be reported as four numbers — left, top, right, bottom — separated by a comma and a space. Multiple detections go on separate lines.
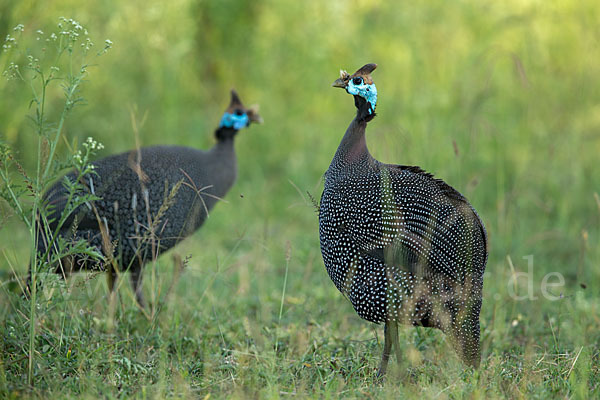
319, 63, 488, 376
34, 90, 261, 306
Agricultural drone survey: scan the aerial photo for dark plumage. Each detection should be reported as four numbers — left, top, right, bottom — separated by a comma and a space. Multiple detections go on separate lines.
34, 90, 261, 306
319, 64, 488, 376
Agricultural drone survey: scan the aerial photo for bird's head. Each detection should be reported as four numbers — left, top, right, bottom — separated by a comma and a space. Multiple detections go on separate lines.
332, 63, 378, 117
217, 90, 262, 136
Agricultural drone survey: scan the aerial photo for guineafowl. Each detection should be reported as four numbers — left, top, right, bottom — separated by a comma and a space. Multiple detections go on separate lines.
319, 64, 488, 377
34, 90, 261, 306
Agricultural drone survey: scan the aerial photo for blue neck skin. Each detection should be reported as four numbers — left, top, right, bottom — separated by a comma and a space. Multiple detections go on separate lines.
346, 80, 377, 115
219, 112, 249, 130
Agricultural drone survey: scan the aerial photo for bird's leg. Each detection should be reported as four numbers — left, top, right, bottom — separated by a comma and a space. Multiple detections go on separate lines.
129, 268, 146, 309
57, 256, 75, 281
106, 267, 116, 293
377, 321, 394, 378
105, 263, 122, 310
390, 320, 401, 365
24, 262, 35, 300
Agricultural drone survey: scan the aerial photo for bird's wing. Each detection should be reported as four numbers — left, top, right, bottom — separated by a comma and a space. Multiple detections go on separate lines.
363, 164, 487, 281
42, 174, 104, 233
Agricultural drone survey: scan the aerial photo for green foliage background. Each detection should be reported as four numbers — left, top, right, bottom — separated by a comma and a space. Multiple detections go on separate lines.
0, 0, 599, 398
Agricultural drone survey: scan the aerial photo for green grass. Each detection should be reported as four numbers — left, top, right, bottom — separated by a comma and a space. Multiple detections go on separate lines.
1, 0, 599, 398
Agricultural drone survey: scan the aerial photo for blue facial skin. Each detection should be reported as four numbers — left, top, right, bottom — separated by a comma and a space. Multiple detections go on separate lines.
346, 77, 378, 115
219, 112, 250, 130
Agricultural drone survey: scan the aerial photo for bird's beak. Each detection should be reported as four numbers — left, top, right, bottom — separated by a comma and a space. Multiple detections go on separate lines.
332, 78, 348, 89
333, 69, 350, 89
248, 105, 263, 124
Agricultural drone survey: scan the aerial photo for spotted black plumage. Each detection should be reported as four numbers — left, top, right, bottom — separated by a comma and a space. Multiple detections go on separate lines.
34, 90, 261, 306
320, 64, 488, 376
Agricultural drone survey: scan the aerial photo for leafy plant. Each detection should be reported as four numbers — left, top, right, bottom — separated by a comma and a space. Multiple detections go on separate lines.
0, 17, 111, 386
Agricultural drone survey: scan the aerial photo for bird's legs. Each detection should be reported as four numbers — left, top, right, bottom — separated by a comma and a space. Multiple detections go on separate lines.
106, 267, 117, 293
377, 323, 392, 378
377, 320, 400, 378
105, 264, 146, 309
129, 268, 146, 308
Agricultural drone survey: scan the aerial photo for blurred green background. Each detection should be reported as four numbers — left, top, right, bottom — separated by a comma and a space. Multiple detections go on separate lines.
0, 0, 599, 397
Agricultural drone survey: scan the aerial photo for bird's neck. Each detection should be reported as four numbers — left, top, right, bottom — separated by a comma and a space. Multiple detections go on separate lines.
209, 131, 238, 192
215, 126, 238, 143
354, 95, 376, 122
329, 96, 375, 172
212, 128, 238, 158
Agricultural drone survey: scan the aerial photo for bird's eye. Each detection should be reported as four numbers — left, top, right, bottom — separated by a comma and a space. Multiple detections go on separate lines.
352, 77, 363, 85
234, 109, 244, 116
